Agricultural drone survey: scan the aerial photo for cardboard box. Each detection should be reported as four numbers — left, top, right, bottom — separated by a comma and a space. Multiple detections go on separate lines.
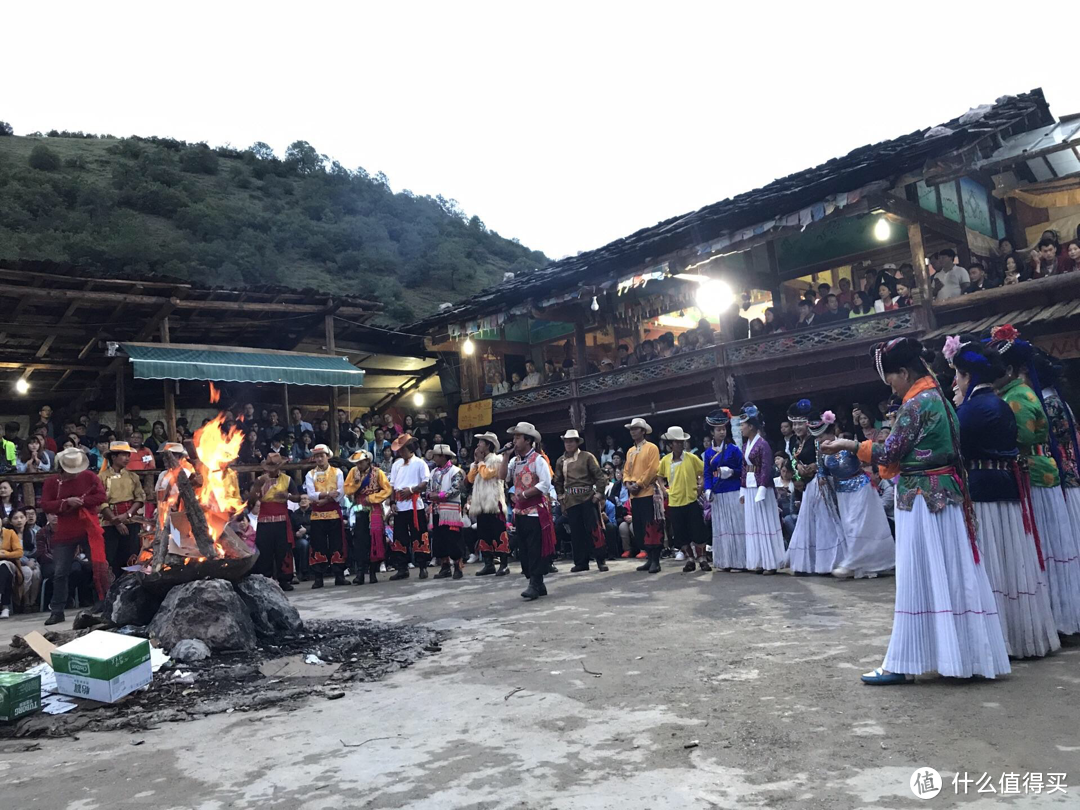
51, 631, 152, 704
0, 671, 42, 722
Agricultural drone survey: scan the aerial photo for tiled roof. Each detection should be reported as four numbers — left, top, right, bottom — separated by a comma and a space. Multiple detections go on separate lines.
413, 89, 1053, 333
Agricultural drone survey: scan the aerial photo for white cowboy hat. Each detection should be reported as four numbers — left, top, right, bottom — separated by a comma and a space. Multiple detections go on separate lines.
161, 442, 187, 455
312, 443, 332, 456
560, 429, 583, 441
624, 417, 652, 434
661, 426, 691, 442
505, 422, 541, 441
474, 431, 500, 448
348, 449, 373, 464
56, 447, 89, 474
431, 444, 454, 458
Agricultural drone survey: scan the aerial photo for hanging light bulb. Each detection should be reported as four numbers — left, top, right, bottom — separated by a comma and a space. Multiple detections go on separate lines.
695, 279, 735, 314
413, 392, 425, 407
591, 296, 599, 312
462, 336, 475, 355
873, 217, 892, 242
14, 378, 30, 395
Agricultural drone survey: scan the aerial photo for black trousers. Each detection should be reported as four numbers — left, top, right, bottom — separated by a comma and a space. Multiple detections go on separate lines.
476, 513, 510, 560
308, 517, 347, 576
431, 520, 465, 561
46, 542, 93, 613
352, 511, 371, 565
390, 510, 431, 570
630, 496, 661, 549
668, 501, 705, 550
566, 501, 606, 568
516, 515, 544, 583
0, 565, 12, 608
254, 521, 293, 584
104, 524, 139, 578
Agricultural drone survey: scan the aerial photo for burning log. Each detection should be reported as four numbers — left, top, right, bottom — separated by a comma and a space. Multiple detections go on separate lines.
176, 462, 215, 559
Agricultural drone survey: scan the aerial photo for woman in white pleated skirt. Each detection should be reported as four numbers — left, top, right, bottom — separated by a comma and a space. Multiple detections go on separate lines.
822, 336, 1009, 685
703, 412, 746, 572
737, 405, 785, 575
827, 453, 896, 579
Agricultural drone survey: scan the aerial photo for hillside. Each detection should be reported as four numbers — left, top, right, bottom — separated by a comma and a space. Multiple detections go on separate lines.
0, 129, 547, 323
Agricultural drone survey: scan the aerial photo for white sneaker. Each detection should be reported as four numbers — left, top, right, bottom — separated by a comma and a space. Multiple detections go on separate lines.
0, 607, 9, 619
379, 563, 387, 573
674, 551, 686, 561
408, 563, 415, 569
466, 553, 479, 564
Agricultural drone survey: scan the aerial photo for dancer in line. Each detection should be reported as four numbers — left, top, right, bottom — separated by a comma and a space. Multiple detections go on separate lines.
467, 432, 511, 577
738, 404, 785, 575
503, 422, 556, 600
944, 336, 1058, 657
553, 430, 609, 573
387, 434, 432, 581
305, 444, 348, 588
784, 400, 844, 576
344, 449, 391, 585
989, 326, 1080, 635
658, 426, 709, 572
428, 444, 466, 580
821, 338, 1009, 685
703, 409, 744, 572
623, 417, 664, 574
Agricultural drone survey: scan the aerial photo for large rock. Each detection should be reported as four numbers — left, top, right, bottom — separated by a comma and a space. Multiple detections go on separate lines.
149, 579, 256, 652
234, 575, 304, 638
103, 574, 163, 628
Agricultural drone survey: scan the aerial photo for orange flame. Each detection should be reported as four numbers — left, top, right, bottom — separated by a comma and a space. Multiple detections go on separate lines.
209, 382, 221, 404
192, 414, 246, 542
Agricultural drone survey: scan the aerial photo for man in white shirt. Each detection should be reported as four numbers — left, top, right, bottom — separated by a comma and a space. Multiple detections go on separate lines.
931, 249, 969, 300
520, 361, 543, 390
304, 444, 348, 588
387, 433, 432, 580
503, 422, 554, 600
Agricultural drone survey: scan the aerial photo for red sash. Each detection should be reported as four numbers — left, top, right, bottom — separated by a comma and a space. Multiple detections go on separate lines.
515, 491, 557, 558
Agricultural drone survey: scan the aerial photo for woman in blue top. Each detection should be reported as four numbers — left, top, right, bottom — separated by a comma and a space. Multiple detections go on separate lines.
948, 336, 1058, 659
823, 432, 895, 579
703, 409, 744, 572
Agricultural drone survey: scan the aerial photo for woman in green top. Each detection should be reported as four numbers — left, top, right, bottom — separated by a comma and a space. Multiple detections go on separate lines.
988, 325, 1080, 636
821, 337, 1009, 685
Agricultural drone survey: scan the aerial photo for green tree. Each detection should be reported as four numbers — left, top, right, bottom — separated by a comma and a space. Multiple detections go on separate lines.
0, 121, 13, 136
248, 141, 275, 160
28, 144, 61, 171
284, 140, 324, 175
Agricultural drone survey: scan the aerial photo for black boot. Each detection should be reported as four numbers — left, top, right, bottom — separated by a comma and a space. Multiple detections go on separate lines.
570, 563, 589, 572
418, 565, 429, 579
334, 573, 348, 586
280, 580, 294, 591
636, 552, 652, 572
496, 555, 510, 576
44, 611, 66, 626
433, 562, 453, 579
311, 577, 325, 589
648, 548, 661, 574
521, 578, 541, 600
352, 572, 365, 585
682, 559, 696, 573
389, 566, 409, 581
368, 564, 379, 584
536, 577, 547, 596
699, 559, 712, 572
596, 557, 609, 572
452, 564, 463, 580
476, 552, 497, 576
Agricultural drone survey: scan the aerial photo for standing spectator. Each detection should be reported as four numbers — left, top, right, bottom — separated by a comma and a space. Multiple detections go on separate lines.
379, 446, 394, 475
600, 435, 621, 466
813, 283, 832, 314
1, 425, 19, 473
262, 411, 286, 445
30, 423, 56, 454
369, 428, 390, 457
359, 412, 376, 444
521, 361, 543, 389
126, 432, 156, 472
7, 509, 41, 610
16, 435, 52, 474
931, 249, 969, 299
0, 519, 23, 619
697, 318, 716, 345
289, 407, 313, 442
963, 263, 995, 294
490, 372, 510, 396
545, 359, 566, 381
88, 435, 110, 473
1065, 241, 1080, 274
795, 300, 816, 328
1031, 236, 1069, 277
84, 410, 101, 441
617, 345, 636, 368
36, 405, 56, 439
240, 428, 264, 465
777, 419, 797, 457
337, 409, 352, 440
291, 494, 313, 580
893, 279, 914, 308
874, 277, 898, 312
128, 405, 151, 436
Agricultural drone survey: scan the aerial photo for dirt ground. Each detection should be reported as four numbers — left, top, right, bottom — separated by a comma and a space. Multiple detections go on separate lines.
2, 559, 1079, 809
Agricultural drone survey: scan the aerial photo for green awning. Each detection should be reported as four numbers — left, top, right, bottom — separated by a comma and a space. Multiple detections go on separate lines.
123, 343, 365, 387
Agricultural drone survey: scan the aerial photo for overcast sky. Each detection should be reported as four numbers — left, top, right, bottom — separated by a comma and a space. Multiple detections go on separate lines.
5, 2, 1076, 260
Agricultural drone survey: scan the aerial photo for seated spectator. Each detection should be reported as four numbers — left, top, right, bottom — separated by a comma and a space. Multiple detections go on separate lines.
696, 319, 716, 345
963, 263, 995, 294
763, 307, 783, 333
893, 279, 914, 308
127, 432, 156, 471
267, 433, 289, 459
129, 405, 151, 435
657, 332, 677, 357
835, 277, 855, 309
369, 427, 389, 457
16, 435, 52, 474
7, 508, 41, 610
1003, 254, 1024, 285
600, 435, 621, 466
813, 283, 831, 314
874, 278, 898, 313
0, 519, 25, 619
1066, 241, 1080, 274
545, 360, 566, 381
931, 249, 969, 299
145, 421, 167, 454
379, 446, 394, 475
795, 300, 816, 328
637, 340, 658, 363
313, 419, 331, 446
611, 450, 624, 471
490, 372, 510, 396
519, 361, 543, 389
817, 294, 845, 323
510, 371, 524, 391
292, 430, 315, 462
0, 480, 20, 520
3, 422, 24, 462
749, 318, 765, 336
617, 344, 637, 367
262, 410, 286, 444
600, 358, 616, 372
849, 290, 875, 318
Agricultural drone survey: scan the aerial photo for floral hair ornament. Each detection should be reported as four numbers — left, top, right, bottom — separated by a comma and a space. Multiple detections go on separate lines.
942, 334, 963, 363
821, 410, 836, 425
989, 323, 1019, 353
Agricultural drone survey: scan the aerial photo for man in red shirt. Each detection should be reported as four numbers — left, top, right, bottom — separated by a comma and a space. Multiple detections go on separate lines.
38, 447, 107, 624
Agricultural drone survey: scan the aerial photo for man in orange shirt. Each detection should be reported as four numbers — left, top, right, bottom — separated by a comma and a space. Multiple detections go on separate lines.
623, 417, 663, 573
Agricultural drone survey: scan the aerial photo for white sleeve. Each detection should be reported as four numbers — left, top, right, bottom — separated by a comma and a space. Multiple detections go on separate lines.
304, 472, 317, 500
536, 456, 553, 496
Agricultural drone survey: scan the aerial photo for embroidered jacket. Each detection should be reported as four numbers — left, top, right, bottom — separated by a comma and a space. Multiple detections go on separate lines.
703, 442, 742, 495
1041, 387, 1079, 489
1000, 378, 1058, 488
957, 387, 1021, 502
740, 434, 775, 489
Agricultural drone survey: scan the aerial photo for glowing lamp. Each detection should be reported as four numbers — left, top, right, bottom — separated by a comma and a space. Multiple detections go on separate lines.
413, 392, 425, 407
462, 336, 475, 355
695, 279, 735, 314
15, 378, 30, 395
873, 217, 892, 242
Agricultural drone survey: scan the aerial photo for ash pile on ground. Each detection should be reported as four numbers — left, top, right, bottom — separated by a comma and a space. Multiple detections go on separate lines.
2, 620, 442, 740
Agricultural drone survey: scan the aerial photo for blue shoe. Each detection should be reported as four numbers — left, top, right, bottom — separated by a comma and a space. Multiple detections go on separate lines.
861, 667, 913, 685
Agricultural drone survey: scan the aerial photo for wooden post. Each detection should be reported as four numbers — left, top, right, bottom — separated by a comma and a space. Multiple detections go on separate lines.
115, 364, 125, 437
160, 318, 177, 441
907, 221, 936, 330
574, 322, 588, 373
282, 383, 290, 430
325, 314, 339, 454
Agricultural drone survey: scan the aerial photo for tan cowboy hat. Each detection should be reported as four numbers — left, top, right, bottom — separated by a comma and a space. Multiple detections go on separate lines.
624, 417, 652, 434
390, 433, 414, 453
661, 426, 691, 442
505, 422, 541, 441
431, 443, 453, 458
56, 447, 89, 474
474, 431, 499, 448
348, 449, 373, 464
161, 442, 187, 455
261, 452, 286, 470
108, 441, 134, 454
560, 429, 583, 442
312, 443, 332, 456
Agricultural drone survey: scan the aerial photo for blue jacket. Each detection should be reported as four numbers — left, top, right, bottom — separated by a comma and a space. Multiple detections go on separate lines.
703, 442, 743, 495
958, 387, 1020, 502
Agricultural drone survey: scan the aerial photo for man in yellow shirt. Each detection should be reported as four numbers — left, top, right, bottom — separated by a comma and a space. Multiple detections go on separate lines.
623, 417, 663, 573
99, 441, 145, 577
659, 426, 709, 573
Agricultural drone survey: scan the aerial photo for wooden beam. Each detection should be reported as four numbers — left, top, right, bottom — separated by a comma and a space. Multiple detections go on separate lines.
908, 221, 936, 333
0, 361, 108, 372
115, 364, 126, 436
325, 314, 339, 454
160, 318, 178, 441
371, 364, 441, 414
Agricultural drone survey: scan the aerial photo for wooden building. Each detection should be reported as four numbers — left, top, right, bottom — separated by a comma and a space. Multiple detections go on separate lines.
412, 89, 1080, 442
